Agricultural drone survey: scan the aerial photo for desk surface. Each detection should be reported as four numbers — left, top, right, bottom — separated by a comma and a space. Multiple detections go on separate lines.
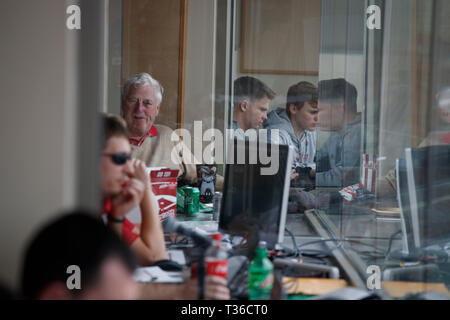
175, 211, 322, 245
174, 203, 450, 299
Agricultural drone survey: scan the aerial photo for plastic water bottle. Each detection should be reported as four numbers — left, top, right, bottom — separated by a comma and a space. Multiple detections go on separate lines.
204, 233, 228, 279
248, 241, 274, 300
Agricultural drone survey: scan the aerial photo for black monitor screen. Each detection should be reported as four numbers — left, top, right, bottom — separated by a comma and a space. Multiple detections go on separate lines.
396, 158, 416, 254
406, 145, 450, 247
218, 138, 292, 249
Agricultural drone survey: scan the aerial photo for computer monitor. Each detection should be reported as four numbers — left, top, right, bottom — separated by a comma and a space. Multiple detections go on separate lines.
394, 157, 417, 259
218, 138, 293, 250
405, 145, 450, 249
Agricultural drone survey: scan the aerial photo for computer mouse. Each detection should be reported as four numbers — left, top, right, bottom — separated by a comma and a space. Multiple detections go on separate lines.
153, 259, 184, 271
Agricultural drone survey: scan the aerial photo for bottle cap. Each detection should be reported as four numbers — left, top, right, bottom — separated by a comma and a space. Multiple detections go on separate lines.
258, 241, 267, 248
211, 233, 222, 241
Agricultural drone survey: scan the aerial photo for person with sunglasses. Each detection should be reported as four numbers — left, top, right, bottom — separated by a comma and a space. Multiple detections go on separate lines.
101, 114, 166, 266
101, 114, 230, 300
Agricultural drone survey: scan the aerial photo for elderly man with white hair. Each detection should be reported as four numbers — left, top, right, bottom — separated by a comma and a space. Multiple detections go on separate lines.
380, 86, 450, 196
121, 72, 198, 184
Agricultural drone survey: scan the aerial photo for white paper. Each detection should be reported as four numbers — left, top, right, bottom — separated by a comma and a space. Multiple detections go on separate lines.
133, 266, 183, 283
180, 221, 219, 234
166, 249, 186, 265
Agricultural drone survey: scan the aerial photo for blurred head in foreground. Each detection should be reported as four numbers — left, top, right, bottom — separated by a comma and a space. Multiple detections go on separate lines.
21, 211, 139, 299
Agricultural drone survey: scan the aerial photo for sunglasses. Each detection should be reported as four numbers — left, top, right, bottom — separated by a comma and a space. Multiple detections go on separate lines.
102, 152, 132, 165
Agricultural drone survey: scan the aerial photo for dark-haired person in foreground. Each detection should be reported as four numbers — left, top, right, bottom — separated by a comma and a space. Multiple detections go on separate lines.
21, 210, 229, 300
21, 212, 140, 299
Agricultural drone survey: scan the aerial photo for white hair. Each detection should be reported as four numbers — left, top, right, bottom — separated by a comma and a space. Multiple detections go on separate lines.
437, 87, 450, 112
122, 72, 164, 105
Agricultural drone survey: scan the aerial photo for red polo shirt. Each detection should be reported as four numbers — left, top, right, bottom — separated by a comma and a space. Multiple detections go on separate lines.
129, 125, 159, 147
103, 197, 138, 246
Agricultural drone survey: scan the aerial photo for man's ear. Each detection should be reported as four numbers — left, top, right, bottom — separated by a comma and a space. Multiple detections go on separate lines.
239, 99, 249, 112
339, 102, 346, 115
288, 104, 297, 115
37, 281, 73, 300
155, 104, 160, 117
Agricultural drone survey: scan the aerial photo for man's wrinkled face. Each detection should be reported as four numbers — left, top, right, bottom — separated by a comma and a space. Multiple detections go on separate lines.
101, 136, 132, 196
122, 85, 160, 138
318, 100, 345, 131
292, 101, 318, 132
244, 96, 270, 130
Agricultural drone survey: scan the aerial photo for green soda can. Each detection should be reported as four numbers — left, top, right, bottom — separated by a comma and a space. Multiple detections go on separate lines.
184, 187, 200, 216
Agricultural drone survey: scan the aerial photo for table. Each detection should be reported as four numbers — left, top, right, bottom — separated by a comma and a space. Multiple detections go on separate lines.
173, 199, 450, 299
305, 199, 450, 298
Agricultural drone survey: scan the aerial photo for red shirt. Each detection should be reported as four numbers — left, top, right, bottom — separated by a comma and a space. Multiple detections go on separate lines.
440, 132, 450, 144
129, 125, 159, 147
103, 197, 138, 246
122, 219, 139, 246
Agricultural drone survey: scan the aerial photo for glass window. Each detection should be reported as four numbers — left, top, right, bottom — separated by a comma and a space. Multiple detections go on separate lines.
109, 0, 450, 297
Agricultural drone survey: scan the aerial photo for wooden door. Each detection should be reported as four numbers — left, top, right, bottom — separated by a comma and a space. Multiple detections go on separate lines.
122, 0, 187, 129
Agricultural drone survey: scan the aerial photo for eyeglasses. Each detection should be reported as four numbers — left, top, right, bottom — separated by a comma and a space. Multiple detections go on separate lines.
102, 152, 132, 165
126, 96, 153, 107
